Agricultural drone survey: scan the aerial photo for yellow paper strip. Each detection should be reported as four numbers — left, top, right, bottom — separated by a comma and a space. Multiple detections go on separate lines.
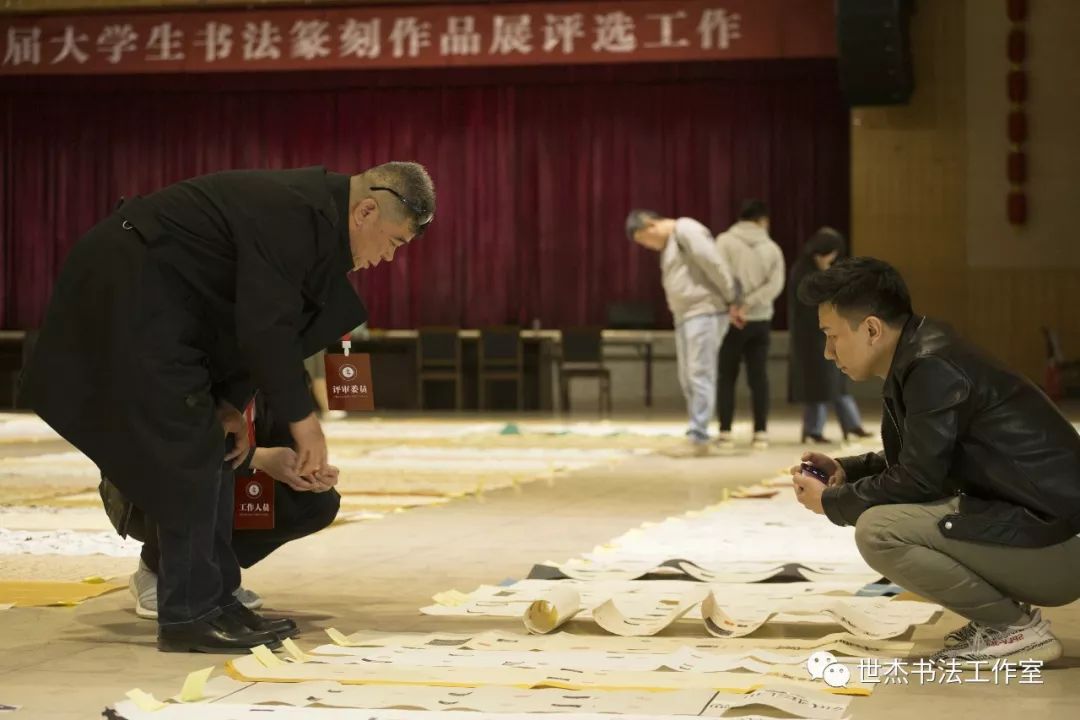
282, 638, 313, 663
251, 644, 285, 668
126, 689, 167, 711
0, 579, 125, 607
327, 627, 363, 647
178, 666, 214, 702
432, 590, 471, 607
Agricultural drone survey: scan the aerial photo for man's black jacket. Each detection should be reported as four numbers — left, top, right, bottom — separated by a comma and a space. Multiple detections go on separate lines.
823, 316, 1080, 547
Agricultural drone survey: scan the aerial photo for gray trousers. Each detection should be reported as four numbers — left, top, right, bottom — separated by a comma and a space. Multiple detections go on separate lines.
855, 497, 1080, 625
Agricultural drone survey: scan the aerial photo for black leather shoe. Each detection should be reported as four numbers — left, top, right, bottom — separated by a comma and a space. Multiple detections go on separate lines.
801, 433, 831, 444
224, 602, 300, 639
158, 612, 282, 653
843, 427, 873, 441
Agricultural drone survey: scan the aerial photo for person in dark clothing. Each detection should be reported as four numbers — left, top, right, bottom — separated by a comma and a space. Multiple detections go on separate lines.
786, 228, 871, 444
110, 379, 342, 620
714, 200, 786, 451
21, 163, 435, 652
790, 256, 1080, 665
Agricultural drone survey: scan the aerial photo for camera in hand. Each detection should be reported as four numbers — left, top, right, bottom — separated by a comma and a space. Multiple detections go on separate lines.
800, 462, 830, 484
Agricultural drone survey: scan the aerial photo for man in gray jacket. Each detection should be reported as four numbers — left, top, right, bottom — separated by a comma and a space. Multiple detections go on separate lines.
714, 200, 785, 450
627, 210, 739, 455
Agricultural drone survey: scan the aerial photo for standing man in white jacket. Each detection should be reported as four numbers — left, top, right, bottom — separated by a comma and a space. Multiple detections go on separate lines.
627, 210, 739, 455
714, 200, 786, 450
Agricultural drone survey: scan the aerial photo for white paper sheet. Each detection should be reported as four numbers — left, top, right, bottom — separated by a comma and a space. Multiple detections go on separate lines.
535, 558, 880, 585
226, 653, 874, 694
0, 527, 142, 557
311, 644, 823, 675
222, 683, 718, 714
591, 592, 702, 636
166, 680, 850, 718
562, 481, 883, 571
109, 703, 841, 720
422, 579, 872, 619
701, 683, 852, 720
523, 587, 581, 633
324, 628, 915, 658
702, 592, 921, 640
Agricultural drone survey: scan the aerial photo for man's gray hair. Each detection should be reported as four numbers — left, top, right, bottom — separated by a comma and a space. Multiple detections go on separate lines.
363, 161, 436, 233
625, 209, 660, 241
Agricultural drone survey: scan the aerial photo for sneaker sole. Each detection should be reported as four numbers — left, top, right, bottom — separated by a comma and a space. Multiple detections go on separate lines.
134, 602, 158, 620
936, 637, 1064, 666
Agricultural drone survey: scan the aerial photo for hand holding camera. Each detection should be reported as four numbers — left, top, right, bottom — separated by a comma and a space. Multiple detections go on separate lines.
789, 451, 846, 487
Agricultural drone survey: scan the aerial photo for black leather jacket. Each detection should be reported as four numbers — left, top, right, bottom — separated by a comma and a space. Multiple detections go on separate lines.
823, 316, 1080, 547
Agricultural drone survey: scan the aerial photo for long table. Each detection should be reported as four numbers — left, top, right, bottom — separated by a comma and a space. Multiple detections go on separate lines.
362, 329, 671, 409
0, 328, 674, 411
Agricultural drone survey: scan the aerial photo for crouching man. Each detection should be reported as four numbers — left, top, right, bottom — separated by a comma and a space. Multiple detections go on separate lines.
791, 257, 1080, 664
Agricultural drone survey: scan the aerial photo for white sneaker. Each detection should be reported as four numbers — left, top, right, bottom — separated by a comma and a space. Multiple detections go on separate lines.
751, 432, 769, 450
129, 560, 262, 616
945, 605, 1036, 648
234, 586, 263, 610
943, 619, 980, 648
714, 432, 736, 452
931, 609, 1061, 665
129, 559, 158, 620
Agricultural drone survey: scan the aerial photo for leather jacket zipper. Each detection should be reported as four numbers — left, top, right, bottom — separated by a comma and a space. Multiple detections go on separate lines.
883, 400, 902, 467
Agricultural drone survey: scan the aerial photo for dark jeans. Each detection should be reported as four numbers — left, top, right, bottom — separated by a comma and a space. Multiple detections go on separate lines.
717, 320, 771, 433
231, 487, 340, 568
155, 464, 240, 627
144, 480, 340, 614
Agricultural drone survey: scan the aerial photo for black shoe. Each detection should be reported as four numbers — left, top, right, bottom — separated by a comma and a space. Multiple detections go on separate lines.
801, 433, 831, 444
224, 601, 300, 639
158, 612, 282, 653
843, 427, 873, 441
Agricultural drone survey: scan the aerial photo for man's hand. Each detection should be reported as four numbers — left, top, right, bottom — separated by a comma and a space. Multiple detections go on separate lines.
252, 446, 317, 492
217, 400, 250, 469
310, 465, 339, 493
730, 305, 747, 329
793, 473, 827, 514
289, 412, 327, 477
790, 451, 847, 487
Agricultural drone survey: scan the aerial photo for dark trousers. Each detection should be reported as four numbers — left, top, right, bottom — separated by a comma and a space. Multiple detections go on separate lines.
717, 320, 771, 433
143, 481, 340, 615
154, 464, 241, 627
231, 487, 340, 568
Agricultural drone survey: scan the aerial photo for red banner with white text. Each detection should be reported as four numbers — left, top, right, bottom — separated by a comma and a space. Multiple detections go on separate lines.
0, 0, 834, 75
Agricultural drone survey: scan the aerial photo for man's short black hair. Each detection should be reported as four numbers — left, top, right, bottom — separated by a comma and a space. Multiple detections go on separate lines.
738, 199, 768, 222
797, 256, 913, 327
625, 209, 660, 241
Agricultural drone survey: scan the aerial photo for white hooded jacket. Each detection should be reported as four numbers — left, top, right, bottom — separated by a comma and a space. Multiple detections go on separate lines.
660, 218, 738, 323
715, 220, 785, 322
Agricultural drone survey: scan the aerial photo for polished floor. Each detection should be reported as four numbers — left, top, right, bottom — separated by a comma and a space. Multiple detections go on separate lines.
1, 410, 1079, 718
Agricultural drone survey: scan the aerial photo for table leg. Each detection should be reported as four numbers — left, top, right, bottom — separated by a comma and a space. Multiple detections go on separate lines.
644, 341, 653, 408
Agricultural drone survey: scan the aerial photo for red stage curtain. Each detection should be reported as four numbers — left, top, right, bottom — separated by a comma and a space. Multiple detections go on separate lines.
0, 60, 849, 330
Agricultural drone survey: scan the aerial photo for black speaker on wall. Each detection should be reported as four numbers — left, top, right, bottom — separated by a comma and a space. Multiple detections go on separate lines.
836, 0, 915, 106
